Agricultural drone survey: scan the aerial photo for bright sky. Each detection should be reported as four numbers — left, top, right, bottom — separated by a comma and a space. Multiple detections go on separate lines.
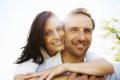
0, 0, 120, 80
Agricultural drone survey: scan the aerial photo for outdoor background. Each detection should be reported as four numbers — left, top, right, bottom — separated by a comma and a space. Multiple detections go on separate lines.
0, 0, 120, 80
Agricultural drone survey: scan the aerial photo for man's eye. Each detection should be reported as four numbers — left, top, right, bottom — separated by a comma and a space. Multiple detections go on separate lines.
84, 29, 92, 33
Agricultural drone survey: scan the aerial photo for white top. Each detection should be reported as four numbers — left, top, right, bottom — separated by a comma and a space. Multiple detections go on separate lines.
14, 48, 49, 76
14, 59, 38, 76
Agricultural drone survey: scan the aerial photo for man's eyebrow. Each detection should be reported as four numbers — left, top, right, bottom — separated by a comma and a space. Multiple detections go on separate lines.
67, 26, 79, 29
85, 27, 93, 30
57, 25, 63, 28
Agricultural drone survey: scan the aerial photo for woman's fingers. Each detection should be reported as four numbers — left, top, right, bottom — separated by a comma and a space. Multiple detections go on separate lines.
24, 72, 44, 79
26, 73, 34, 75
80, 75, 88, 80
38, 72, 50, 80
68, 72, 77, 80
89, 76, 96, 80
46, 72, 56, 80
25, 65, 66, 80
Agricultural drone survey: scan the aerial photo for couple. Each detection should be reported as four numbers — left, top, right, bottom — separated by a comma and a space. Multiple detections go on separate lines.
14, 8, 119, 80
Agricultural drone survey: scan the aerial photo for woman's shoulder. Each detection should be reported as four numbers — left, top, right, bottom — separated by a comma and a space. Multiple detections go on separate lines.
14, 59, 38, 76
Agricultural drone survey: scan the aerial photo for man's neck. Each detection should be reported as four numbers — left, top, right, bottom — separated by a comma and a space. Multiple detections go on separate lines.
61, 50, 84, 63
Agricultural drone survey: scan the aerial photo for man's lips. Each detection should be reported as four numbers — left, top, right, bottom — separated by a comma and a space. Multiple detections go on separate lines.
73, 43, 87, 49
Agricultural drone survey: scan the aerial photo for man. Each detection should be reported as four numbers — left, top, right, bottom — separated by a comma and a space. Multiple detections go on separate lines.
25, 8, 119, 80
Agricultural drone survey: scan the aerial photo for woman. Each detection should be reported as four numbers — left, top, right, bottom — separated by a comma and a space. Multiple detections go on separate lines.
14, 11, 64, 80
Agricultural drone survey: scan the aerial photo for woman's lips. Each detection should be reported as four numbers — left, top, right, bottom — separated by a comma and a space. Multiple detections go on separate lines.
53, 40, 63, 46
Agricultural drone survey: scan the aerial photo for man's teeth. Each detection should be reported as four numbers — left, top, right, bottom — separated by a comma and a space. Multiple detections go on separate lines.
76, 44, 84, 47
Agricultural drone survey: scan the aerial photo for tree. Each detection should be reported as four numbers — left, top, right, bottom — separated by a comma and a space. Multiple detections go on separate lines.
101, 18, 120, 62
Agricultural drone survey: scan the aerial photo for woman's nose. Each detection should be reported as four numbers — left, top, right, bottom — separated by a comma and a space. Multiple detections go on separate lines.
54, 31, 60, 39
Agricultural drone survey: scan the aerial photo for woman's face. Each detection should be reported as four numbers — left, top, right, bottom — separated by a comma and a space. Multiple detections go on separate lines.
44, 16, 64, 56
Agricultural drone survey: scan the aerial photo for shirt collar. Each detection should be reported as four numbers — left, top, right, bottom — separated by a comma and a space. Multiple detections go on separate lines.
45, 52, 62, 69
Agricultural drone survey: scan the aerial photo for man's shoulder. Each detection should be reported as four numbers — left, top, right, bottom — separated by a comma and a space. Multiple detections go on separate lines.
85, 51, 102, 61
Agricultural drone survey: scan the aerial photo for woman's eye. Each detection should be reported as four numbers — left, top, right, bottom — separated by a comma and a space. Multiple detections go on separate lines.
57, 28, 63, 32
44, 31, 53, 36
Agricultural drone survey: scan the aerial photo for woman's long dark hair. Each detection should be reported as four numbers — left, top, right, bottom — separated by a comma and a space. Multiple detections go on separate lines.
16, 11, 53, 64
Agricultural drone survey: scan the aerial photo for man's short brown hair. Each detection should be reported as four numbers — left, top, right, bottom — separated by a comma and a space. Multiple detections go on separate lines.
69, 8, 95, 29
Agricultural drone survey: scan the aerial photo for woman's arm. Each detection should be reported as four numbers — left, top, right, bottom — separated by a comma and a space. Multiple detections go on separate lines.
14, 74, 26, 80
64, 58, 113, 75
46, 58, 113, 80
14, 74, 39, 80
24, 58, 114, 80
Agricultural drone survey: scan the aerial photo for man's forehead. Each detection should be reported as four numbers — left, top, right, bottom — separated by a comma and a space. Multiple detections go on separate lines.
65, 14, 91, 22
64, 14, 93, 29
64, 14, 75, 23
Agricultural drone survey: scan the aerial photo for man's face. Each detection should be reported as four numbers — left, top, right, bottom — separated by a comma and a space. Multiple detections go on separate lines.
64, 14, 93, 58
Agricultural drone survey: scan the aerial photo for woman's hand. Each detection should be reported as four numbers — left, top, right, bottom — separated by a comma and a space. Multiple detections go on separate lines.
14, 74, 26, 80
14, 74, 37, 80
24, 64, 67, 80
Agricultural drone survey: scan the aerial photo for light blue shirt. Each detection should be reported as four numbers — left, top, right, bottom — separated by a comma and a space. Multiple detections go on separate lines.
106, 62, 120, 80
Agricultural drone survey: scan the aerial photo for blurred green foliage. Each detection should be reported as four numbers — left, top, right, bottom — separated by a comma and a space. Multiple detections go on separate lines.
101, 18, 120, 62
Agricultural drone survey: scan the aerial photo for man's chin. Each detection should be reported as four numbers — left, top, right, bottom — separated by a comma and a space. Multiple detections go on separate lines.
72, 50, 86, 58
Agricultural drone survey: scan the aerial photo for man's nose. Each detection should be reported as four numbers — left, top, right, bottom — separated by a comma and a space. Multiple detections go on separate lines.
78, 31, 86, 41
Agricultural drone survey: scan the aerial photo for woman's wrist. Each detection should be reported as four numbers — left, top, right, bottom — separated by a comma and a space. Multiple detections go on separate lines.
63, 63, 70, 71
